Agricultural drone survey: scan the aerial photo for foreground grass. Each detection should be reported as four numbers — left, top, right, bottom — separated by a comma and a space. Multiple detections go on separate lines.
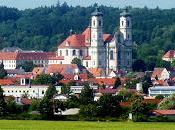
0, 120, 175, 130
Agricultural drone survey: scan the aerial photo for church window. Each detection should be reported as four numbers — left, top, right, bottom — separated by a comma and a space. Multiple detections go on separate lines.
60, 50, 62, 56
73, 50, 76, 56
122, 21, 124, 26
127, 20, 130, 27
80, 50, 83, 56
66, 50, 68, 56
86, 61, 88, 67
99, 20, 101, 26
110, 50, 114, 60
93, 20, 95, 26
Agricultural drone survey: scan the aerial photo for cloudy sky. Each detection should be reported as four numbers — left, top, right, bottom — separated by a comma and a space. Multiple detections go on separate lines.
0, 0, 175, 10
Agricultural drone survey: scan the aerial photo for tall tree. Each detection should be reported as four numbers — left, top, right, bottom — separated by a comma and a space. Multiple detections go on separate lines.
0, 63, 7, 79
79, 82, 94, 105
0, 86, 7, 116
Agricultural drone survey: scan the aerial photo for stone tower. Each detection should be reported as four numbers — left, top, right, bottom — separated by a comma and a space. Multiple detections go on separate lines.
119, 8, 133, 70
90, 7, 106, 68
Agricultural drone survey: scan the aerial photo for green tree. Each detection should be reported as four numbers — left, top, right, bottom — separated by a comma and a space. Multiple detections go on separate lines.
79, 104, 98, 119
79, 82, 94, 105
114, 77, 121, 89
71, 58, 82, 66
0, 86, 7, 116
0, 63, 7, 79
97, 94, 121, 117
132, 59, 146, 72
158, 94, 175, 110
131, 97, 150, 121
38, 85, 57, 118
17, 61, 35, 72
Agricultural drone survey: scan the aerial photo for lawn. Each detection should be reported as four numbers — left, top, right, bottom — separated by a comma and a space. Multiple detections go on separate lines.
0, 120, 175, 130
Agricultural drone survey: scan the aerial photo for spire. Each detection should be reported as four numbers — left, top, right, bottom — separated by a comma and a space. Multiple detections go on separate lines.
120, 7, 131, 17
91, 6, 103, 16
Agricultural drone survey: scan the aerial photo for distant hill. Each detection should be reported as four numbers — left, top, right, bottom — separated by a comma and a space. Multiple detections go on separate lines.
0, 3, 175, 69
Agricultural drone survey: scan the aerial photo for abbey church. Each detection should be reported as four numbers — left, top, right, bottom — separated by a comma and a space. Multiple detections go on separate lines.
0, 7, 133, 73
57, 7, 133, 71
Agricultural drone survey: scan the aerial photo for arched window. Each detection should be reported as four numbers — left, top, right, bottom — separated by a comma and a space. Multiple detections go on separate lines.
93, 20, 95, 26
66, 50, 68, 56
73, 50, 76, 56
121, 21, 124, 26
110, 50, 114, 60
60, 50, 62, 56
99, 20, 101, 26
80, 50, 83, 56
127, 20, 130, 27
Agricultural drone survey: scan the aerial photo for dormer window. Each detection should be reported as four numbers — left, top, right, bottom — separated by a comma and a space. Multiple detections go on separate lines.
65, 41, 70, 46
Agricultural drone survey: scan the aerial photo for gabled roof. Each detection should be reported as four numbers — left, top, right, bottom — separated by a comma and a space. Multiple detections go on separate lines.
152, 68, 167, 79
47, 64, 78, 75
163, 50, 175, 59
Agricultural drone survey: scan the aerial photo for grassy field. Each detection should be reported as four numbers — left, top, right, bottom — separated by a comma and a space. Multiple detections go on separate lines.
0, 120, 175, 130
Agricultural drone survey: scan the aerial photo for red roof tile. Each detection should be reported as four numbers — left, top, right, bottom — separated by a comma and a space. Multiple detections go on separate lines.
58, 27, 113, 49
47, 64, 78, 75
153, 110, 175, 115
163, 50, 175, 59
0, 52, 56, 60
0, 79, 15, 85
152, 68, 166, 79
88, 68, 105, 77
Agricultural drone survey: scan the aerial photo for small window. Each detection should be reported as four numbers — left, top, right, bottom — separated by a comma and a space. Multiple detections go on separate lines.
127, 20, 130, 27
99, 20, 101, 26
80, 50, 83, 56
86, 62, 88, 67
73, 50, 76, 56
42, 90, 44, 94
93, 20, 95, 26
60, 50, 62, 56
66, 50, 68, 56
122, 21, 124, 26
110, 50, 114, 60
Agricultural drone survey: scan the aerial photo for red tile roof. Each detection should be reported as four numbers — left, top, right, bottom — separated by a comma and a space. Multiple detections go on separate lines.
59, 34, 87, 48
163, 50, 175, 59
58, 27, 113, 49
0, 79, 15, 85
47, 64, 78, 75
0, 52, 56, 60
152, 68, 166, 79
153, 110, 175, 116
89, 78, 116, 86
88, 68, 105, 77
95, 88, 118, 94
21, 98, 32, 105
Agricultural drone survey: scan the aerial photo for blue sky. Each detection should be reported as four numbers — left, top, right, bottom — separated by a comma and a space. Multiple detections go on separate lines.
0, 0, 175, 10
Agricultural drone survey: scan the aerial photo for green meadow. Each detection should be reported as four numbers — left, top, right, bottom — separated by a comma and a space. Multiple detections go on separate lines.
0, 120, 175, 130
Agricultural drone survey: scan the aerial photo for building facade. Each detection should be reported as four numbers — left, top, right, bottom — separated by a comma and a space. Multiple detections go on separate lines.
57, 7, 133, 72
0, 7, 133, 73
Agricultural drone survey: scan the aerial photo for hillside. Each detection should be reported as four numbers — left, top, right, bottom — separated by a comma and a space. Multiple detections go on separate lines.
0, 3, 175, 70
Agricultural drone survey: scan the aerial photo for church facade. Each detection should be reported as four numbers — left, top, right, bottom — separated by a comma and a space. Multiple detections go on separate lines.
57, 7, 133, 72
0, 7, 133, 72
